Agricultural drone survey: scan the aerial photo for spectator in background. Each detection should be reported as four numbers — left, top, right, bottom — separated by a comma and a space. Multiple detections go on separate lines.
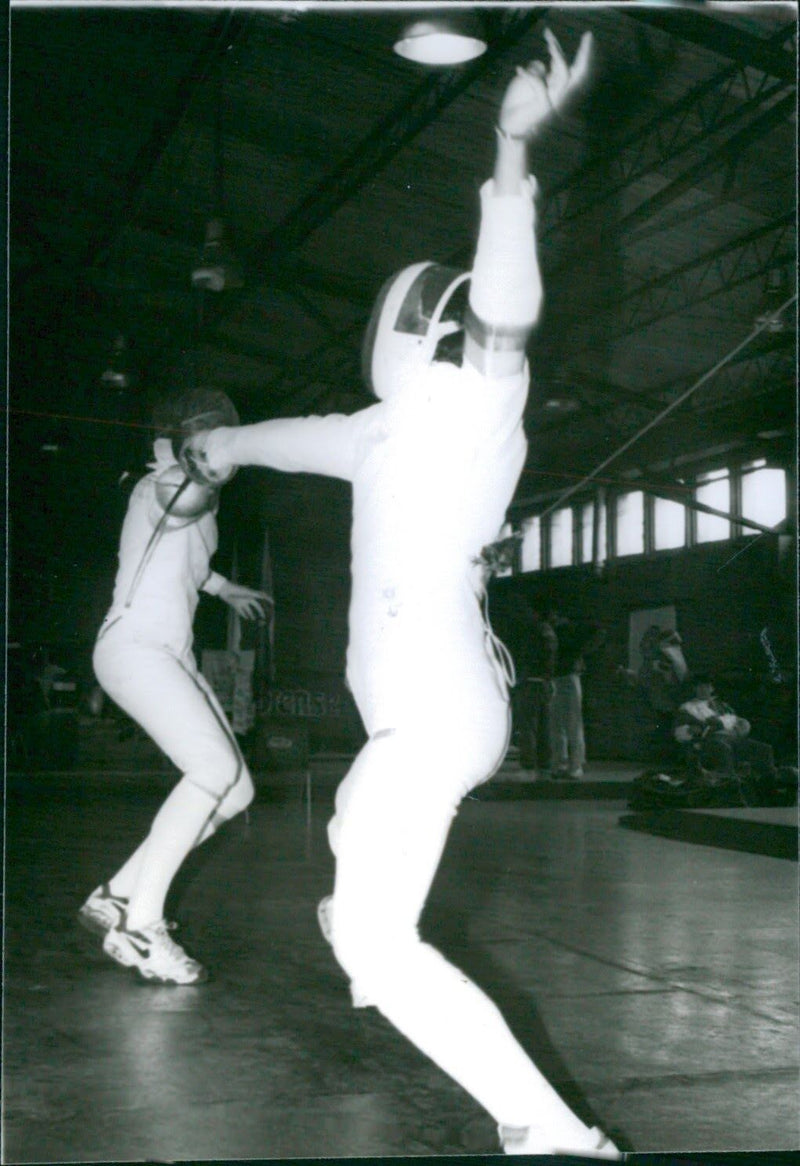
512, 604, 558, 777
33, 647, 68, 710
618, 625, 690, 763
548, 615, 605, 780
638, 627, 689, 717
673, 674, 780, 783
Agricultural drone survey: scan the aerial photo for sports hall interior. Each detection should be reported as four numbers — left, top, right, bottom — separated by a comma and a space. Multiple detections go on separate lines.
6, 5, 798, 1163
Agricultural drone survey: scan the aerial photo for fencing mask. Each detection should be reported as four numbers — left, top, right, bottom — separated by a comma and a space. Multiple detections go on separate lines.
153, 387, 240, 484
361, 262, 471, 399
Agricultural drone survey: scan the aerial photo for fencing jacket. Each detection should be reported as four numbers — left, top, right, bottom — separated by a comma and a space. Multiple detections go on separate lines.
222, 359, 527, 732
99, 442, 225, 656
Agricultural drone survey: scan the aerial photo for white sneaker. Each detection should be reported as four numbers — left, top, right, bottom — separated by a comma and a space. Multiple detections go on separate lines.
499, 1122, 621, 1158
103, 919, 207, 985
78, 884, 128, 937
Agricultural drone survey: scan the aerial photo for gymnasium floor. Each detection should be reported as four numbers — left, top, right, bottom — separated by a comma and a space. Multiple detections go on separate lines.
3, 762, 798, 1162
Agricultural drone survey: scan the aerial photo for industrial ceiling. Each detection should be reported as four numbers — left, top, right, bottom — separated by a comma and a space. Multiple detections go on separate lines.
9, 3, 797, 522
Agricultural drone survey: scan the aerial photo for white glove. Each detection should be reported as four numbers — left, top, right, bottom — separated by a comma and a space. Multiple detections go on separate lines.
178, 428, 237, 487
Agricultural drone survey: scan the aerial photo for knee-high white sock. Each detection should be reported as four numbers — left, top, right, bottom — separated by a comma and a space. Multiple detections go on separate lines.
124, 777, 219, 931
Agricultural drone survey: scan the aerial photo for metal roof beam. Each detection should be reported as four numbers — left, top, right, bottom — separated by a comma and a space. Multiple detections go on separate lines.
553, 347, 795, 453
247, 8, 542, 271
86, 11, 252, 270
447, 28, 794, 269
625, 7, 797, 83
565, 213, 796, 347
606, 92, 795, 238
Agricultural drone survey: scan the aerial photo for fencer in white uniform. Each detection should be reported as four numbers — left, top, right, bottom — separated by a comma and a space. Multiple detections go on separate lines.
79, 390, 270, 986
181, 33, 619, 1156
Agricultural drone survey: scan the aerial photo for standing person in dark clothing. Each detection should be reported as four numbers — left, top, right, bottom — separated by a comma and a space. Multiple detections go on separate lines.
549, 616, 605, 779
512, 605, 557, 777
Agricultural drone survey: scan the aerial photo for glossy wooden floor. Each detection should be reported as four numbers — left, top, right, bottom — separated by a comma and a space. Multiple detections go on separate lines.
3, 772, 798, 1162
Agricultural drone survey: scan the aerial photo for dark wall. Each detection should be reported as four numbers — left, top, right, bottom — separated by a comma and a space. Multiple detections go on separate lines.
217, 467, 364, 750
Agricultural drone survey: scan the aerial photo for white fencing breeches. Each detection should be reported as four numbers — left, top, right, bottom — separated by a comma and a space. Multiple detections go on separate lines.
93, 619, 253, 826
325, 707, 576, 1129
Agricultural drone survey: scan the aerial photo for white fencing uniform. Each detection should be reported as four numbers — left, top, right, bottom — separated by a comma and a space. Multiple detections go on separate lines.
202, 180, 592, 1136
93, 450, 253, 828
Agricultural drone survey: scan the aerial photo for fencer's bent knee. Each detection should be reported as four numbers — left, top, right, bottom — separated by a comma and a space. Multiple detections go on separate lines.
331, 919, 416, 999
185, 744, 253, 812
223, 766, 255, 816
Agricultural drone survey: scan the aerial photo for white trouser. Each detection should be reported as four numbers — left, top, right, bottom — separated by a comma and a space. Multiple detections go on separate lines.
325, 656, 580, 1129
93, 618, 253, 827
549, 673, 586, 773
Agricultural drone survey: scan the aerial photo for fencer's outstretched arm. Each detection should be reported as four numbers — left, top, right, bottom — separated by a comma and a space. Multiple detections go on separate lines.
464, 29, 593, 378
181, 410, 365, 487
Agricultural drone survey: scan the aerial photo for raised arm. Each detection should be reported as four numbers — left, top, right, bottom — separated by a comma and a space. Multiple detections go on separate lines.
464, 29, 593, 378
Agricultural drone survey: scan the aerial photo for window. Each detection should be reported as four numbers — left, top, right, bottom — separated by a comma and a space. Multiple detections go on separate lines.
549, 507, 572, 567
520, 515, 541, 572
580, 498, 607, 565
741, 464, 786, 531
653, 495, 686, 550
696, 469, 730, 543
616, 491, 644, 556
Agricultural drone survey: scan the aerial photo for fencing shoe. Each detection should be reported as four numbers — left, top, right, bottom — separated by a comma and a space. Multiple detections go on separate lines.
103, 918, 207, 985
499, 1121, 622, 1158
78, 884, 129, 937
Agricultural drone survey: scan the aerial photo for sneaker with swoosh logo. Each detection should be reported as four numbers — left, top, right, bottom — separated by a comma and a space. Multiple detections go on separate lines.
103, 918, 207, 985
78, 884, 129, 937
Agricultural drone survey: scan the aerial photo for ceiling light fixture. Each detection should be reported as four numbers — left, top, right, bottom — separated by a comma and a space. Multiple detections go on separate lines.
542, 396, 580, 414
191, 65, 244, 295
755, 267, 791, 334
100, 333, 131, 390
191, 218, 244, 292
393, 13, 487, 66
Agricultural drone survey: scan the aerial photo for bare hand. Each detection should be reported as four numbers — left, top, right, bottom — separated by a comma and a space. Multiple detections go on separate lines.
499, 29, 593, 139
220, 583, 273, 621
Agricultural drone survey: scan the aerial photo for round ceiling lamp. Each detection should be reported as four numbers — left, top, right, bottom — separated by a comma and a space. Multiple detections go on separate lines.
393, 14, 487, 66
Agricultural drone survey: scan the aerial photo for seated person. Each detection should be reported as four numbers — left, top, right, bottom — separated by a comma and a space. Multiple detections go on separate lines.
673, 674, 778, 781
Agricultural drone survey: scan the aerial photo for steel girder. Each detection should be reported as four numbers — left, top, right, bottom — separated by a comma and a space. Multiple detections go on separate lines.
603, 91, 795, 238
557, 346, 796, 463
626, 7, 797, 83
540, 51, 794, 241
248, 8, 542, 273
87, 11, 250, 272
214, 9, 543, 408
564, 213, 796, 350
226, 12, 795, 418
